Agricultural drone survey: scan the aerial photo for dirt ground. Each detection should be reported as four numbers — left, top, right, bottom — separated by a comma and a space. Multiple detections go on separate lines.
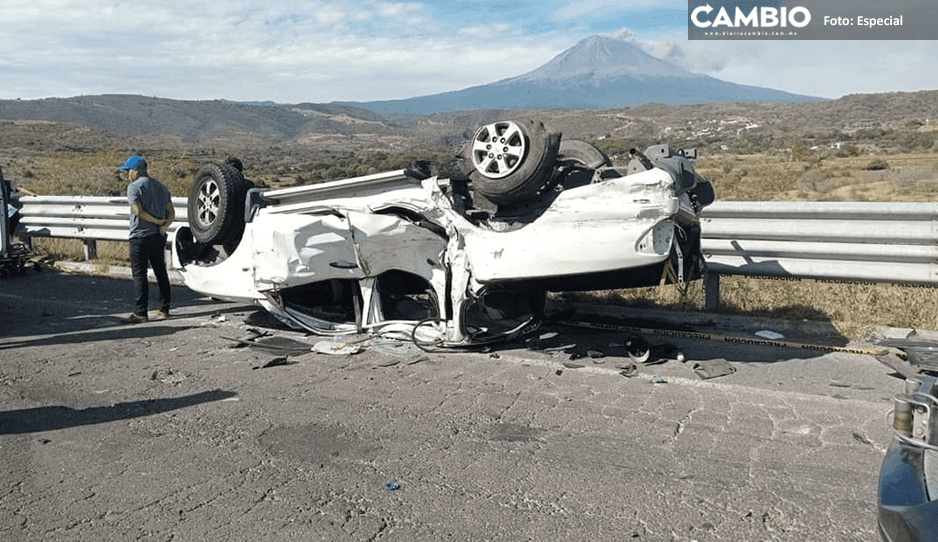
0, 268, 904, 541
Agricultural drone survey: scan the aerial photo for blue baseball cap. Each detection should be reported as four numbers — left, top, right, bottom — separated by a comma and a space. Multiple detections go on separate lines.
117, 155, 147, 171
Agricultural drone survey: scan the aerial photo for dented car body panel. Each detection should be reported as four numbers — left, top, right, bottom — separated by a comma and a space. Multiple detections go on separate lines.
449, 168, 680, 283
174, 125, 711, 346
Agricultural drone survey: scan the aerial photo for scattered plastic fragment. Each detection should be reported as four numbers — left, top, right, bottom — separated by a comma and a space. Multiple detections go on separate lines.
229, 328, 268, 348
692, 360, 736, 380
222, 334, 312, 355
619, 362, 637, 377
625, 334, 651, 363
587, 350, 605, 361
371, 339, 422, 358
544, 343, 577, 352
755, 330, 785, 340
312, 341, 363, 355
648, 376, 666, 384
562, 362, 584, 369
255, 356, 297, 370
384, 481, 402, 491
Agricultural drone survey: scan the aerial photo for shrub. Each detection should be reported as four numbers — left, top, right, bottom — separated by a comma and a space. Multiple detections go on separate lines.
864, 158, 889, 171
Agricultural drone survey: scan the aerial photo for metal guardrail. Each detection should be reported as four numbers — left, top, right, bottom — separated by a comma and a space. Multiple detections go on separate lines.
9, 195, 937, 312
14, 195, 188, 259
700, 201, 938, 309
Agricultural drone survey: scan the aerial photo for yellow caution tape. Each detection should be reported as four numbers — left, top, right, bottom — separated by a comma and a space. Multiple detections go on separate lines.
562, 320, 891, 357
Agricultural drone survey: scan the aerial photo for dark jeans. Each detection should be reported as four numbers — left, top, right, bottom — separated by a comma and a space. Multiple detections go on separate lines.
129, 234, 171, 316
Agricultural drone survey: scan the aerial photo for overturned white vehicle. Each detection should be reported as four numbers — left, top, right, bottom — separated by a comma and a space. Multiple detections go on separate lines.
173, 119, 714, 347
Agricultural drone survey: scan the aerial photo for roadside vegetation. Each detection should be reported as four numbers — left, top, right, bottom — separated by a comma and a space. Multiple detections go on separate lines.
610, 145, 938, 339
8, 107, 938, 339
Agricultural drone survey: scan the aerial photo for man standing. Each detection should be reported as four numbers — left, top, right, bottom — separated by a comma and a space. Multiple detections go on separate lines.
119, 156, 174, 323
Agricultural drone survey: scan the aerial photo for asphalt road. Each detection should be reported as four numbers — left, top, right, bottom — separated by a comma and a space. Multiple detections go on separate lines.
0, 268, 901, 541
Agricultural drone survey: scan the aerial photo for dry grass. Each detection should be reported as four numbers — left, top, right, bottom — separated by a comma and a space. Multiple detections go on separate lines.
695, 151, 938, 202
31, 238, 129, 265
610, 278, 938, 339
17, 149, 198, 197
614, 150, 938, 338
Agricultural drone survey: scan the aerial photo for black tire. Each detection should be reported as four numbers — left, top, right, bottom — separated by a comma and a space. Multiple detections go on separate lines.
187, 163, 243, 246
464, 118, 560, 206
222, 177, 255, 255
557, 139, 612, 169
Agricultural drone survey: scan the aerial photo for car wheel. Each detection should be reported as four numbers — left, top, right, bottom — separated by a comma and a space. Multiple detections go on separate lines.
557, 139, 612, 169
464, 118, 560, 206
187, 163, 243, 246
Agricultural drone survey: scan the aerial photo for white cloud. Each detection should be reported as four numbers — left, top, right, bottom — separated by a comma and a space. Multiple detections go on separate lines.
0, 0, 573, 102
552, 0, 683, 21
636, 35, 938, 99
0, 0, 935, 103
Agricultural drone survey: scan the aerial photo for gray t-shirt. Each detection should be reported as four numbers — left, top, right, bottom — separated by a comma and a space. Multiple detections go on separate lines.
127, 177, 171, 239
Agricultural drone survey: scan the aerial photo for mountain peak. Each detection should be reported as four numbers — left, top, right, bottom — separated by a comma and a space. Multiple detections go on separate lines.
509, 35, 693, 83
336, 33, 817, 114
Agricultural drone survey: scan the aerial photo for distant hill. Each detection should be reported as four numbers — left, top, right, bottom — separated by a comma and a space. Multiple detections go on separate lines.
0, 95, 395, 141
339, 35, 819, 115
0, 87, 935, 153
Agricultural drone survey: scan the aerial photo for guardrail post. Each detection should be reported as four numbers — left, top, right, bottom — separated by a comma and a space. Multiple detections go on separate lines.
704, 271, 720, 312
83, 239, 98, 260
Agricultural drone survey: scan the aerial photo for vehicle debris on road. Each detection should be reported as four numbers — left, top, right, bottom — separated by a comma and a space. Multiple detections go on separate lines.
255, 357, 298, 370
692, 359, 737, 380
312, 341, 363, 356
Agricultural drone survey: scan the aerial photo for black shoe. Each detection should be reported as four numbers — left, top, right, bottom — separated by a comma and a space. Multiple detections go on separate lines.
124, 313, 148, 324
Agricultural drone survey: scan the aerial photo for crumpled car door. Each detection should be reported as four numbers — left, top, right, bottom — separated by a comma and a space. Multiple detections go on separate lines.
250, 209, 447, 297
252, 212, 364, 292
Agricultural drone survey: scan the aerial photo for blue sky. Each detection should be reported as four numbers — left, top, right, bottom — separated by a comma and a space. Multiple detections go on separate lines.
2, 0, 936, 103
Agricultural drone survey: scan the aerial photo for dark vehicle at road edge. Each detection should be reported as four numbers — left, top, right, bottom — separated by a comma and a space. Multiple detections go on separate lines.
877, 346, 938, 542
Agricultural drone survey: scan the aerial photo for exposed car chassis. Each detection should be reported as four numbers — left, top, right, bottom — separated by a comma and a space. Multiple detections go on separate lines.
173, 119, 714, 347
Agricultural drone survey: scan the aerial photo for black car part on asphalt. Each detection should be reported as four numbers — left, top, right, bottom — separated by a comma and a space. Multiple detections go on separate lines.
877, 345, 938, 542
